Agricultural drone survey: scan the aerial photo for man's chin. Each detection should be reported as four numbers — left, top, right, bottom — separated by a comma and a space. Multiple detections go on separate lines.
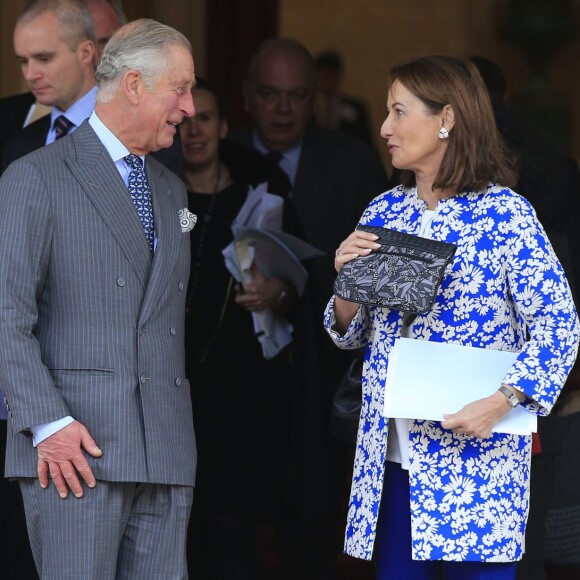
32, 94, 54, 106
263, 133, 300, 152
154, 135, 176, 152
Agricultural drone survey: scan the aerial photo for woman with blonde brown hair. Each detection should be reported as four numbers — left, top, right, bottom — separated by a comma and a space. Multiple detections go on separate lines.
325, 55, 579, 579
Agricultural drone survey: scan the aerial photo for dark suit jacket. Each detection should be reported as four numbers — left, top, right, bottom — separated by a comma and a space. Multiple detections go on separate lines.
2, 112, 184, 177
0, 121, 195, 485
0, 92, 36, 158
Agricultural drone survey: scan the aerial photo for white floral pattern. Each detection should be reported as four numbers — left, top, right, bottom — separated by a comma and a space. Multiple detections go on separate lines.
324, 184, 579, 562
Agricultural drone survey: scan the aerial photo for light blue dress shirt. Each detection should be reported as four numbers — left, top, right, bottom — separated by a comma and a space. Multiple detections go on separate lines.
46, 85, 98, 145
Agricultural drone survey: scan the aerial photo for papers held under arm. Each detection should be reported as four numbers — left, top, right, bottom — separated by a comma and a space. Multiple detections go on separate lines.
221, 182, 324, 359
383, 337, 537, 434
231, 227, 324, 296
223, 228, 323, 360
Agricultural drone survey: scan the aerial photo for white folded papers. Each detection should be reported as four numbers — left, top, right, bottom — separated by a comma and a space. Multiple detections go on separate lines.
383, 337, 537, 434
221, 182, 323, 360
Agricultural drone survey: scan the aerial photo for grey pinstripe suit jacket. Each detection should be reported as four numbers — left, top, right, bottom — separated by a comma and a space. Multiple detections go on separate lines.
0, 121, 196, 486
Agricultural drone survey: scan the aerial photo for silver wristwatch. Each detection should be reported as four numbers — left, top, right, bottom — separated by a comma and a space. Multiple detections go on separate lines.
498, 385, 520, 408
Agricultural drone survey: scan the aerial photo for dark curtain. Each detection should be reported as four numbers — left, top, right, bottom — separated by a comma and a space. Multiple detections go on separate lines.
207, 0, 280, 129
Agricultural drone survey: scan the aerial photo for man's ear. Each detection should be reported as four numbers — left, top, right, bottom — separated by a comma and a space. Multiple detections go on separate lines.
78, 39, 96, 67
123, 70, 143, 105
441, 104, 455, 133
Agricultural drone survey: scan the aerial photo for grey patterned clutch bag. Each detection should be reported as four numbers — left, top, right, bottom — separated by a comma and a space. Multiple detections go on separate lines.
334, 224, 456, 313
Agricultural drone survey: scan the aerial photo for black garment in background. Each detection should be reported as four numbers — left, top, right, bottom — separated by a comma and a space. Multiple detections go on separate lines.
231, 125, 390, 578
184, 140, 307, 578
0, 421, 39, 580
186, 183, 292, 577
0, 91, 35, 158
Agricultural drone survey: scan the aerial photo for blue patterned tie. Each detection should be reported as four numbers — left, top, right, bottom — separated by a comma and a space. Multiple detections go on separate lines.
53, 115, 73, 140
124, 154, 155, 253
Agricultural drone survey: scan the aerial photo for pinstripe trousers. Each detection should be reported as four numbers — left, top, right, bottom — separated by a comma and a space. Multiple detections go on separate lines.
19, 479, 193, 580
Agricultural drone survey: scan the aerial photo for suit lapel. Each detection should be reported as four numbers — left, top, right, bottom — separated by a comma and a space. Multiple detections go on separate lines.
66, 123, 152, 285
140, 156, 182, 322
138, 158, 180, 324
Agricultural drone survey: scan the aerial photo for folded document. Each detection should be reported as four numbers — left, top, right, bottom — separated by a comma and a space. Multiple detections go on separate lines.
383, 337, 537, 434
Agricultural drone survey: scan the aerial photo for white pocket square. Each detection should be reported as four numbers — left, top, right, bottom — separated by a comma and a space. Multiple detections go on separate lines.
179, 208, 197, 232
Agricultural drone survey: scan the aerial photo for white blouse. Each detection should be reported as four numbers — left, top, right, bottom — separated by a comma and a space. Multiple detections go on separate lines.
385, 209, 435, 469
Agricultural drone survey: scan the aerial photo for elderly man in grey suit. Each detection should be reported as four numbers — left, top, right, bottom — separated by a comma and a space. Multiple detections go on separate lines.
0, 18, 197, 580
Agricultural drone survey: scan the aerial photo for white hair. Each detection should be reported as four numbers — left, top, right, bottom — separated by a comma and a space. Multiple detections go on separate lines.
95, 18, 191, 103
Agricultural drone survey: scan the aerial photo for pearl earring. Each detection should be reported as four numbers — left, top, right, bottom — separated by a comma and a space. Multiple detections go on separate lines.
438, 127, 449, 140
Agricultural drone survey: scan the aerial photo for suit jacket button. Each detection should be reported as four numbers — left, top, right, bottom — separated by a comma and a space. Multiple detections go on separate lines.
178, 281, 184, 291
170, 327, 176, 336
140, 375, 148, 384
175, 377, 182, 386
117, 277, 126, 287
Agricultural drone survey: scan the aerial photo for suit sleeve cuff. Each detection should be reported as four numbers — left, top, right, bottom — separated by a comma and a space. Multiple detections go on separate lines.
30, 416, 75, 447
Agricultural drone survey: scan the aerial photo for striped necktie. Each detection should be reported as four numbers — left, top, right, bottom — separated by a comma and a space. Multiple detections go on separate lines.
53, 115, 73, 140
124, 154, 155, 253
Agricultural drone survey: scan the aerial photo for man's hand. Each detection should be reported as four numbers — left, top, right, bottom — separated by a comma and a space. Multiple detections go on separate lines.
37, 420, 102, 499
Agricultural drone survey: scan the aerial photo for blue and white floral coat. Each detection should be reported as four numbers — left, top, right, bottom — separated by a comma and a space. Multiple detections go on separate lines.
324, 184, 579, 562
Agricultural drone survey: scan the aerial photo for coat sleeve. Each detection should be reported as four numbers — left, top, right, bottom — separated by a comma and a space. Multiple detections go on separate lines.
323, 296, 371, 350
0, 159, 71, 433
502, 194, 580, 414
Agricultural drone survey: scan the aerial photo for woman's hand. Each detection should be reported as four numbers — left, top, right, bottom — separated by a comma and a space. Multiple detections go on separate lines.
234, 264, 293, 313
441, 390, 518, 439
332, 229, 380, 333
334, 229, 380, 273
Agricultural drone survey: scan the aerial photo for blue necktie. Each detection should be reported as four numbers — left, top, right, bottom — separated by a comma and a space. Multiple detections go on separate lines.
53, 115, 73, 140
124, 154, 155, 253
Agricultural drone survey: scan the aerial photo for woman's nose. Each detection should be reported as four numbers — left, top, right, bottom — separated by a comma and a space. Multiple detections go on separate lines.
380, 116, 392, 139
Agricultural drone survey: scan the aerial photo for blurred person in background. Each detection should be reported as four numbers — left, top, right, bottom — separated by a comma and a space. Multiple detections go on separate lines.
180, 78, 301, 579
233, 37, 390, 577
314, 49, 374, 146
